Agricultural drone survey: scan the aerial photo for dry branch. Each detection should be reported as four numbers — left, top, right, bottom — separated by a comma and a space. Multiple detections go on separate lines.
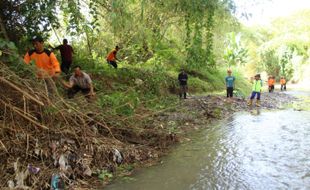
0, 99, 48, 130
0, 77, 45, 106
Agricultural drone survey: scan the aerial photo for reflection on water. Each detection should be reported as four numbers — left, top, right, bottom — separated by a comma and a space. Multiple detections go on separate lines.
107, 109, 310, 190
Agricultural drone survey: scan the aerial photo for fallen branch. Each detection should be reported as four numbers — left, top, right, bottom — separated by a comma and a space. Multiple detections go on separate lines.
0, 99, 48, 130
0, 77, 45, 106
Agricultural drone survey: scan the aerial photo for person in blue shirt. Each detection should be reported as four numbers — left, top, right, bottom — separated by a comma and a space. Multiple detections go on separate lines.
225, 69, 235, 98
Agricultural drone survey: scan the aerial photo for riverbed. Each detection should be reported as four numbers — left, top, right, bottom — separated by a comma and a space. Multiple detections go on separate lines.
106, 91, 310, 190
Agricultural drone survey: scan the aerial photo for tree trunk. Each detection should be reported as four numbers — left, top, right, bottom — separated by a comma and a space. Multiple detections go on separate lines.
0, 15, 9, 41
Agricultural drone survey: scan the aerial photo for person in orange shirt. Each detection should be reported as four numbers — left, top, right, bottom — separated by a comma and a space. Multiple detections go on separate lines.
280, 76, 287, 91
267, 76, 275, 93
24, 36, 61, 96
106, 46, 120, 69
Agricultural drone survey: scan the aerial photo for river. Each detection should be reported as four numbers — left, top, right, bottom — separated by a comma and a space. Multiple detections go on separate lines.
106, 91, 310, 190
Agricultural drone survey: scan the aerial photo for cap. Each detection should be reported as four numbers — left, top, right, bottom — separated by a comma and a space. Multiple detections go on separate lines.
255, 74, 260, 77
31, 36, 44, 42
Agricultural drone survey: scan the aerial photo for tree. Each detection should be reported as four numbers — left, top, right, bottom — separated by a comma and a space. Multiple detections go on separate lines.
0, 0, 59, 42
223, 32, 248, 68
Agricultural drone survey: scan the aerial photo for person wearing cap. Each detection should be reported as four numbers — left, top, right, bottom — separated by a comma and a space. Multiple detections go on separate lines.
52, 39, 74, 74
248, 74, 263, 107
280, 76, 287, 91
106, 46, 120, 69
178, 69, 188, 99
24, 36, 61, 96
225, 69, 235, 99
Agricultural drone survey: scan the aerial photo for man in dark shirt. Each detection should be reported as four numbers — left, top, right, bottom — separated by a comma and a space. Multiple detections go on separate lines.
53, 39, 74, 74
178, 69, 188, 99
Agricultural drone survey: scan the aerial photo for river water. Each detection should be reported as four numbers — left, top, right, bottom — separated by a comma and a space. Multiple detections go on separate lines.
107, 91, 310, 190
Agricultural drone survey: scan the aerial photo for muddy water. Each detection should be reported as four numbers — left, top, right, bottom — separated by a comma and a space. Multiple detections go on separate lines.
107, 92, 310, 190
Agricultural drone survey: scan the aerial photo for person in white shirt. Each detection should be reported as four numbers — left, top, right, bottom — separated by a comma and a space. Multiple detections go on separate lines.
62, 66, 95, 99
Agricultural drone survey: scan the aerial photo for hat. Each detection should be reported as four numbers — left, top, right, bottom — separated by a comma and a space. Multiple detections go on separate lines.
31, 36, 44, 42
255, 74, 260, 77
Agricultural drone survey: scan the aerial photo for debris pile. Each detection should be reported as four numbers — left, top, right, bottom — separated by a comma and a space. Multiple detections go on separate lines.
0, 61, 177, 189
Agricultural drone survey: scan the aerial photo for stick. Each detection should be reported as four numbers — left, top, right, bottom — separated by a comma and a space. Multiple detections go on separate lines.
60, 98, 116, 139
0, 140, 8, 153
0, 77, 45, 106
0, 100, 48, 130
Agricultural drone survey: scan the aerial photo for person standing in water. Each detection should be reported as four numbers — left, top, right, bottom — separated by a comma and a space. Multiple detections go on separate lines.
248, 74, 263, 107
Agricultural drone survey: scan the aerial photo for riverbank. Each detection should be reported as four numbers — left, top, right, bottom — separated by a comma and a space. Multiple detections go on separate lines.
102, 91, 298, 188
154, 91, 298, 136
1, 59, 297, 189
106, 90, 310, 190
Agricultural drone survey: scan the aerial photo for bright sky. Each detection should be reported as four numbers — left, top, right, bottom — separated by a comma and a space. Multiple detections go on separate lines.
235, 0, 310, 26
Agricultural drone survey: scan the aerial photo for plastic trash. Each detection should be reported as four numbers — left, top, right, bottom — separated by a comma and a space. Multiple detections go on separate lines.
59, 154, 68, 171
34, 140, 40, 156
13, 159, 29, 188
28, 164, 40, 174
83, 166, 92, 177
51, 174, 65, 190
7, 180, 14, 188
113, 148, 123, 165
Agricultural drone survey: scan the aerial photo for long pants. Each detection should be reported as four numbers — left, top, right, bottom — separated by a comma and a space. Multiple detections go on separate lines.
107, 60, 117, 69
179, 85, 187, 99
268, 85, 274, 92
227, 87, 234, 98
281, 84, 286, 91
68, 86, 90, 99
250, 91, 261, 100
61, 60, 72, 74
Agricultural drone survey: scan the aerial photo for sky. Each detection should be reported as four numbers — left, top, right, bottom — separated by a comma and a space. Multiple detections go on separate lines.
234, 0, 310, 26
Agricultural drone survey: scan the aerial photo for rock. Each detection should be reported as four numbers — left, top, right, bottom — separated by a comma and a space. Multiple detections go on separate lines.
135, 78, 143, 85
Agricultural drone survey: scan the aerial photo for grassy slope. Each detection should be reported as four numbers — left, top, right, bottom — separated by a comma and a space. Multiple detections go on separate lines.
71, 63, 252, 114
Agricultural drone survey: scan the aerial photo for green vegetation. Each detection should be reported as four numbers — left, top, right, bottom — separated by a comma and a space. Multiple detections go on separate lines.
0, 0, 282, 189
241, 10, 310, 83
6, 0, 310, 188
0, 0, 253, 107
